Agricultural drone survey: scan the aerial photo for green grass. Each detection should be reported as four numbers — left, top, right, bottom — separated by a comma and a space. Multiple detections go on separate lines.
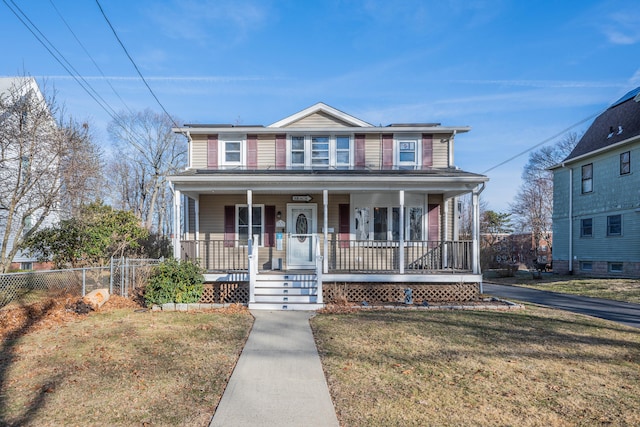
1, 308, 253, 426
311, 307, 640, 426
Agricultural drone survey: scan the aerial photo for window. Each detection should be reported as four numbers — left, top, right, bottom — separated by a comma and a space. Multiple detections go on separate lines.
609, 262, 623, 273
291, 136, 305, 168
224, 141, 241, 163
607, 214, 622, 236
354, 207, 370, 240
397, 138, 418, 168
336, 136, 351, 169
620, 151, 630, 175
237, 205, 263, 245
21, 262, 33, 271
311, 136, 329, 168
580, 218, 592, 237
289, 135, 352, 169
373, 207, 388, 240
581, 163, 593, 193
580, 261, 592, 271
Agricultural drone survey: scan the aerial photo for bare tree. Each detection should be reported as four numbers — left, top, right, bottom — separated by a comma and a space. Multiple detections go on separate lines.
0, 77, 97, 272
107, 109, 186, 233
509, 132, 579, 267
59, 118, 104, 218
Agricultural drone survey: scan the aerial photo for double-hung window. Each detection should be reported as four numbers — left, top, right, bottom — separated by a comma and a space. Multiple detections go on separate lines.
358, 205, 423, 242
237, 205, 264, 246
581, 163, 593, 193
580, 218, 592, 237
220, 135, 245, 168
397, 139, 418, 168
291, 136, 305, 168
620, 151, 630, 175
336, 136, 351, 169
607, 214, 622, 236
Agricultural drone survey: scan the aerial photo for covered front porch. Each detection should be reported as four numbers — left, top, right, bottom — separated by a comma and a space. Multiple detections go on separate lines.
169, 170, 486, 309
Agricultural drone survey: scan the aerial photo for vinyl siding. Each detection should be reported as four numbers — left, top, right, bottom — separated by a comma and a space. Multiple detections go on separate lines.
365, 134, 380, 168
284, 111, 353, 128
191, 134, 209, 169
257, 135, 275, 168
432, 135, 450, 168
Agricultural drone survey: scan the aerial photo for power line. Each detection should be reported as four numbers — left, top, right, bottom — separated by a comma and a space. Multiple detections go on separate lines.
48, 0, 135, 117
95, 0, 181, 130
481, 110, 605, 174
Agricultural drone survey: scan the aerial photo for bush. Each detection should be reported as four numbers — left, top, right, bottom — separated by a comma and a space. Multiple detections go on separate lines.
144, 259, 204, 306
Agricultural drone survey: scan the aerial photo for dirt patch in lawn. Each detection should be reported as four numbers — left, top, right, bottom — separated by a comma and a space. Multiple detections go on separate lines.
0, 296, 253, 426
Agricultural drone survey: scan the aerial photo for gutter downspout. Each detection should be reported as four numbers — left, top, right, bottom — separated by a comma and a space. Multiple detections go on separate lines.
566, 163, 573, 274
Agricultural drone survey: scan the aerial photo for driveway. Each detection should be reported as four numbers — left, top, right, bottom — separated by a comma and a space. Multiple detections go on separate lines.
484, 283, 640, 329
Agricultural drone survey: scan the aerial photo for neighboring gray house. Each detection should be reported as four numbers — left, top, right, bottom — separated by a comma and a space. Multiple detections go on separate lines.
551, 87, 640, 277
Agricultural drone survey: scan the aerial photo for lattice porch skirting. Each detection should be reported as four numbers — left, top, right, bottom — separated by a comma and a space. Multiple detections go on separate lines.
323, 282, 480, 304
199, 282, 249, 304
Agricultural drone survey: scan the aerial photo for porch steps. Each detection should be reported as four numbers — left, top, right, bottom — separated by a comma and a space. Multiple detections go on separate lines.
249, 273, 323, 311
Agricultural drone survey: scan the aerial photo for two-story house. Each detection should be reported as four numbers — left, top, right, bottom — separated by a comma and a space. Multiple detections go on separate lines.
168, 103, 488, 309
551, 87, 640, 277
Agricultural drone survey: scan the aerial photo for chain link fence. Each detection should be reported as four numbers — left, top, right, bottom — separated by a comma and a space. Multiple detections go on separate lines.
0, 258, 163, 310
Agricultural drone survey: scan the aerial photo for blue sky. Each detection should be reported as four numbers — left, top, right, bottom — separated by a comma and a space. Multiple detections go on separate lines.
2, 0, 639, 211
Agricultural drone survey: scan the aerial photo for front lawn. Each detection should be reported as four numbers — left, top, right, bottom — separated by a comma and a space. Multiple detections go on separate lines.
0, 298, 253, 426
312, 307, 640, 426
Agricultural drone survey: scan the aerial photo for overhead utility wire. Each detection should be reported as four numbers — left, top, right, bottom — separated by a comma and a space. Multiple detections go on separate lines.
5, 0, 123, 122
48, 0, 135, 117
3, 0, 149, 151
95, 0, 181, 130
481, 110, 605, 174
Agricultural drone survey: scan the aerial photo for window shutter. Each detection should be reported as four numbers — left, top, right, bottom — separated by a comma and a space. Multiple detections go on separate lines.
355, 134, 365, 167
224, 205, 235, 247
339, 203, 350, 248
422, 134, 433, 167
428, 204, 440, 243
247, 134, 258, 169
207, 134, 218, 169
265, 205, 276, 247
275, 134, 286, 169
382, 134, 393, 169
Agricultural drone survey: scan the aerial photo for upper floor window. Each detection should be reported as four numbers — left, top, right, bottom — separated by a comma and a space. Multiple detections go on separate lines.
288, 135, 352, 169
620, 151, 630, 175
581, 163, 593, 193
607, 214, 622, 236
220, 135, 245, 168
397, 137, 419, 168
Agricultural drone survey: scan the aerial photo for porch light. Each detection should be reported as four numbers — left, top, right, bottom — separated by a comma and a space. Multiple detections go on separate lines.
277, 211, 282, 219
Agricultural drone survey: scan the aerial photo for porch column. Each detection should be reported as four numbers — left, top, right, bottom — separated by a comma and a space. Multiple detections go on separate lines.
443, 198, 449, 268
472, 190, 480, 275
247, 189, 253, 242
173, 189, 181, 260
323, 189, 329, 274
194, 196, 200, 260
399, 190, 405, 274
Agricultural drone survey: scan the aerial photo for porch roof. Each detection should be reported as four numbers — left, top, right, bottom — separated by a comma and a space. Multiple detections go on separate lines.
168, 167, 488, 198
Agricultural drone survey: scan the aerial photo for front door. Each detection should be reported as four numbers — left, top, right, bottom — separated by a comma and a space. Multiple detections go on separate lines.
287, 204, 317, 269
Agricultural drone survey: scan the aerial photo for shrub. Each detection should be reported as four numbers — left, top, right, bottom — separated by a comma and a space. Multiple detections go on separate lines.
145, 259, 204, 306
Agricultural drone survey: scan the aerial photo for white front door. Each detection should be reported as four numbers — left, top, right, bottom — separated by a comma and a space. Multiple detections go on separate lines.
287, 204, 317, 269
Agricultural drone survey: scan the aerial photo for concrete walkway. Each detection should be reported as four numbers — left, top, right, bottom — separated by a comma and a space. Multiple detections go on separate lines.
484, 283, 640, 329
210, 311, 340, 427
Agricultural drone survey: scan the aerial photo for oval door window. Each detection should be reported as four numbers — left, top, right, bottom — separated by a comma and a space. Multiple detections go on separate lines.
296, 213, 308, 242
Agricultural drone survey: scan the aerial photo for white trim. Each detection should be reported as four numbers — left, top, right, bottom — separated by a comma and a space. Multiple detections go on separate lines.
286, 134, 354, 169
236, 203, 265, 247
395, 134, 421, 168
219, 133, 247, 168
